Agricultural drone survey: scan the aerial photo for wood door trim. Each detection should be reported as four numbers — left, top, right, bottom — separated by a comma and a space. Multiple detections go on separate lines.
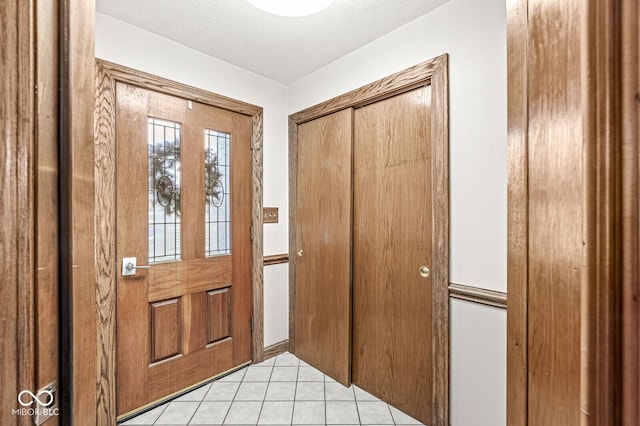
583, 0, 625, 423
95, 59, 264, 423
448, 284, 507, 310
288, 119, 298, 352
264, 253, 289, 266
288, 54, 449, 426
96, 60, 262, 117
64, 0, 98, 423
430, 56, 450, 426
35, 0, 61, 412
289, 54, 448, 124
263, 340, 289, 359
1, 1, 37, 422
506, 0, 529, 424
622, 0, 639, 423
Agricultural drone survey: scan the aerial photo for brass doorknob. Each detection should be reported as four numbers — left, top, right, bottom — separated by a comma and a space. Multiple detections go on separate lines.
419, 265, 430, 278
298, 249, 303, 257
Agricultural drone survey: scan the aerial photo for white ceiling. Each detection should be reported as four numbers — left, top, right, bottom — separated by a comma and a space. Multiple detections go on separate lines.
96, 0, 450, 84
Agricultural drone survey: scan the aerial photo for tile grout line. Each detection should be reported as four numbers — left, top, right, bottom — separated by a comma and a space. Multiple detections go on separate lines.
292, 355, 301, 425
296, 355, 301, 424
353, 385, 362, 426
254, 362, 276, 425
264, 353, 296, 425
220, 367, 246, 425
386, 401, 396, 426
194, 382, 216, 425
288, 357, 297, 425
186, 398, 205, 425
150, 400, 170, 426
323, 371, 328, 426
183, 383, 213, 426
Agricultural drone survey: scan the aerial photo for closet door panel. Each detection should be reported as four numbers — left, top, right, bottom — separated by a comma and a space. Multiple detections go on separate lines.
294, 108, 353, 386
353, 86, 433, 424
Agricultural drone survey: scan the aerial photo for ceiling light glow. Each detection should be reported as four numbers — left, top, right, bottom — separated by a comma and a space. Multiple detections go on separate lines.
246, 0, 336, 17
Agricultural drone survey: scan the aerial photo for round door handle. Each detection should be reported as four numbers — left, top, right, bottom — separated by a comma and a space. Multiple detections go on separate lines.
419, 265, 430, 278
298, 249, 303, 257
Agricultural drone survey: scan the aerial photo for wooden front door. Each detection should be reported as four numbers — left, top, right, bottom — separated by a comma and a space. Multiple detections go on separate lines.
352, 86, 434, 423
294, 109, 353, 386
115, 82, 253, 416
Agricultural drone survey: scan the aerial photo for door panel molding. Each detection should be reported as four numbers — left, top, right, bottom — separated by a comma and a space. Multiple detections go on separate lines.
94, 59, 264, 422
288, 54, 449, 426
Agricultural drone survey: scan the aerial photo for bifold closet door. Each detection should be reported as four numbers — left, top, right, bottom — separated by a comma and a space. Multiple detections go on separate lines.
353, 86, 434, 423
294, 108, 353, 386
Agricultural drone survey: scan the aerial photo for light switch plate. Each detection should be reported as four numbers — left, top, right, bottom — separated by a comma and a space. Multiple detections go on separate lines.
263, 207, 279, 223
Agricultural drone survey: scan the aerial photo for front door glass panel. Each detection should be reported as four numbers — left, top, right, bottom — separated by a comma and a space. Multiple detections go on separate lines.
148, 117, 182, 263
205, 129, 231, 256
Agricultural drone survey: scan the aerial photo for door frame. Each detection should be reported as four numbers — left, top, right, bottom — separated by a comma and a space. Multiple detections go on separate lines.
288, 54, 449, 426
1, 1, 38, 423
94, 59, 265, 421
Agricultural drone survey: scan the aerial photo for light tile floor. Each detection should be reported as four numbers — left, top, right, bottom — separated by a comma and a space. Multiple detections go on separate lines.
120, 352, 424, 426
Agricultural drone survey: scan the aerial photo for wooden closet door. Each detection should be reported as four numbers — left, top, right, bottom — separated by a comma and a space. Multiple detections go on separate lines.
294, 108, 353, 386
353, 86, 433, 424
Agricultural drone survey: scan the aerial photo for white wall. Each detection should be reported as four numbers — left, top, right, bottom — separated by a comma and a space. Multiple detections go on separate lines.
95, 13, 291, 348
287, 0, 507, 424
263, 263, 289, 345
450, 299, 506, 426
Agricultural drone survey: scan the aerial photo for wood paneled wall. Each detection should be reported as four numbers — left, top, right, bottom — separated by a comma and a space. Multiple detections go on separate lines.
507, 0, 633, 425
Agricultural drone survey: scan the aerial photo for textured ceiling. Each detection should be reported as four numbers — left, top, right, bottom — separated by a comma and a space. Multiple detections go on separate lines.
96, 0, 450, 84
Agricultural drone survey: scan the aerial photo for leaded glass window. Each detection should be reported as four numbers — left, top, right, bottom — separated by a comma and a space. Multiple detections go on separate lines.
205, 129, 231, 256
148, 118, 181, 263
